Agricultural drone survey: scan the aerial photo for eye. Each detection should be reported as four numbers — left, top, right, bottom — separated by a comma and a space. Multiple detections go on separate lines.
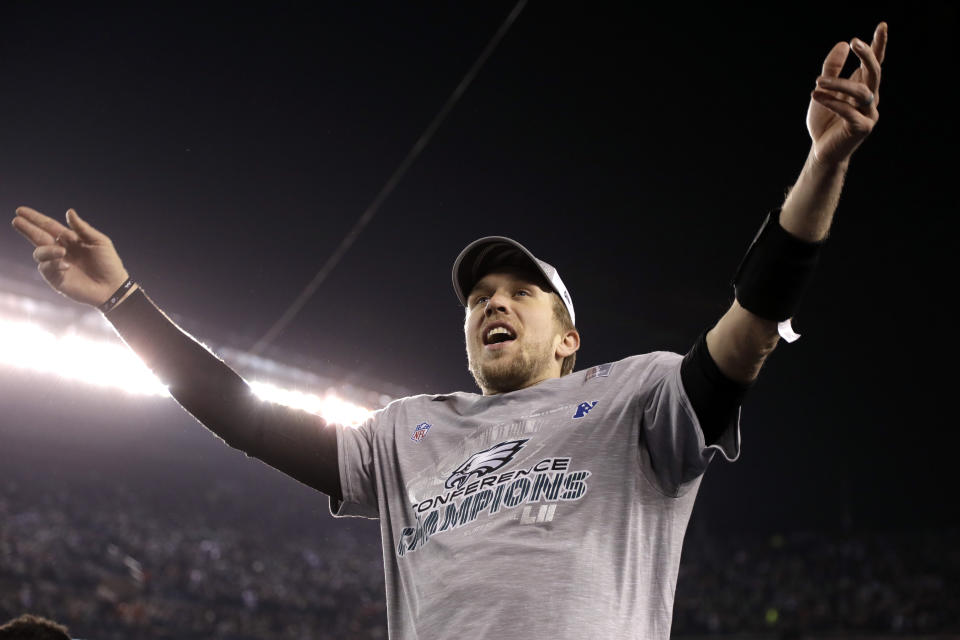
471, 295, 489, 307
515, 289, 530, 297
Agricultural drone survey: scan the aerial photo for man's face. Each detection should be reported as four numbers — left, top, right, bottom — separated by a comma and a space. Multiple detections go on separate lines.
464, 268, 574, 395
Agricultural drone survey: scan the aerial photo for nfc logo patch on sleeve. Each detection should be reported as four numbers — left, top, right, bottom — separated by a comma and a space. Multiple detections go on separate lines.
585, 363, 614, 382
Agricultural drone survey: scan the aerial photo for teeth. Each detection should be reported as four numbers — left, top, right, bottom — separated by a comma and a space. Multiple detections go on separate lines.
487, 327, 511, 340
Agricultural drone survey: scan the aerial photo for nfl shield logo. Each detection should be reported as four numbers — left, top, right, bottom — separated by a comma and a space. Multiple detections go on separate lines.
411, 422, 432, 442
585, 362, 614, 381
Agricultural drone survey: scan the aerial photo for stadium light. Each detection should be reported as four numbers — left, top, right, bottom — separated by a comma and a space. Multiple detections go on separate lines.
0, 316, 168, 396
249, 381, 373, 426
0, 310, 374, 427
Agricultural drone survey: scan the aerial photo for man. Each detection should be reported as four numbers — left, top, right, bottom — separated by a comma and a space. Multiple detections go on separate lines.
0, 614, 72, 640
10, 22, 887, 638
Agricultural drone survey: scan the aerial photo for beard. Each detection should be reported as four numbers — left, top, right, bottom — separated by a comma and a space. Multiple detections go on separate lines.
467, 335, 555, 394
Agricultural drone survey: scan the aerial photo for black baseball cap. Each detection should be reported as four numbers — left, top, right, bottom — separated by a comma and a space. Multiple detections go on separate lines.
452, 236, 576, 326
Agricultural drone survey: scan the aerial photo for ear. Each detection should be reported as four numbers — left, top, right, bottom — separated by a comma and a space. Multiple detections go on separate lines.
555, 328, 580, 359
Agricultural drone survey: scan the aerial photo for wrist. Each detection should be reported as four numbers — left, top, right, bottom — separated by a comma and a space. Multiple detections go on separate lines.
780, 148, 848, 242
98, 276, 137, 314
113, 282, 139, 308
807, 146, 850, 178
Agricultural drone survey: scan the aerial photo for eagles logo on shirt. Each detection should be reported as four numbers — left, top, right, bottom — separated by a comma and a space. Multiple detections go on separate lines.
444, 439, 528, 490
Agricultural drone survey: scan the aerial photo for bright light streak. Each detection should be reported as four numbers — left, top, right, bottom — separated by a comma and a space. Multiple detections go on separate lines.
249, 381, 373, 426
0, 317, 168, 396
0, 314, 373, 426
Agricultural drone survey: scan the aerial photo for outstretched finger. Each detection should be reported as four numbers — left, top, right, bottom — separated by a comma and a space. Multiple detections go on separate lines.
821, 41, 851, 80
872, 22, 888, 65
11, 215, 55, 247
14, 206, 79, 245
65, 208, 108, 244
850, 37, 881, 96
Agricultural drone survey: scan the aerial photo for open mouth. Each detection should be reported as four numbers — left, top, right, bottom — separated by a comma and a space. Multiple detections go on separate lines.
483, 324, 517, 346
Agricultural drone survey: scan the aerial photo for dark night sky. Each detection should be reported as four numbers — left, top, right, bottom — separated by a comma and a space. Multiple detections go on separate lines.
0, 2, 956, 532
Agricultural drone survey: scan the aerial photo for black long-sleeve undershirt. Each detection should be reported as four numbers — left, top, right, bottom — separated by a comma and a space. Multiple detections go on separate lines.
680, 331, 752, 446
104, 287, 744, 505
105, 287, 343, 501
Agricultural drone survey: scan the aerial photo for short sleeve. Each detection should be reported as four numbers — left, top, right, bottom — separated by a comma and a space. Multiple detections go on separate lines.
637, 352, 741, 498
328, 410, 382, 519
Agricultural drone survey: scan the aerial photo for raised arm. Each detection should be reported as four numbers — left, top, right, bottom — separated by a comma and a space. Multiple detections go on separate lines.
706, 22, 888, 384
10, 206, 342, 500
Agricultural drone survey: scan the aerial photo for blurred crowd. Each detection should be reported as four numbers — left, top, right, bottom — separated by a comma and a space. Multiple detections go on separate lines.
1, 473, 956, 639
673, 524, 958, 635
0, 474, 386, 640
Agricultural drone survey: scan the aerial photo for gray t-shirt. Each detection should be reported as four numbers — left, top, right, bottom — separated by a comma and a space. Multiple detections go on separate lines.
330, 351, 740, 639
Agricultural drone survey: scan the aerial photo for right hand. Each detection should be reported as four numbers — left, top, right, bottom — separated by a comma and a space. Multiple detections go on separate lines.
11, 206, 130, 307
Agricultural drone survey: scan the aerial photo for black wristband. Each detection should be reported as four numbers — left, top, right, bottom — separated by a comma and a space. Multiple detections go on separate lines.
732, 209, 823, 322
98, 277, 135, 314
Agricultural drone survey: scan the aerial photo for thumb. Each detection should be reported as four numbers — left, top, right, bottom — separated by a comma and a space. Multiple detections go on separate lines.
66, 208, 107, 243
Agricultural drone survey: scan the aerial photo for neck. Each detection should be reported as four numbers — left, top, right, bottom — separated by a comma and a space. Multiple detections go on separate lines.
482, 368, 561, 396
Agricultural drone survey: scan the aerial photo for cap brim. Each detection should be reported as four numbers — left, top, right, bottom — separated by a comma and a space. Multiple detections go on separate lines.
452, 236, 575, 326
452, 237, 545, 302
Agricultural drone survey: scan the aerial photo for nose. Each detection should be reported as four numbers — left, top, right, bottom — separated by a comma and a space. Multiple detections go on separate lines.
484, 289, 510, 317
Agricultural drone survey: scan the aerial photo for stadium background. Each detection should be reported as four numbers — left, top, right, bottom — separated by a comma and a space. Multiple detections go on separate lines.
0, 2, 956, 638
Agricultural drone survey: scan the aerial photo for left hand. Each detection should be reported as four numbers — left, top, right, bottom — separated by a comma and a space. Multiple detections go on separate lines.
808, 22, 888, 167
